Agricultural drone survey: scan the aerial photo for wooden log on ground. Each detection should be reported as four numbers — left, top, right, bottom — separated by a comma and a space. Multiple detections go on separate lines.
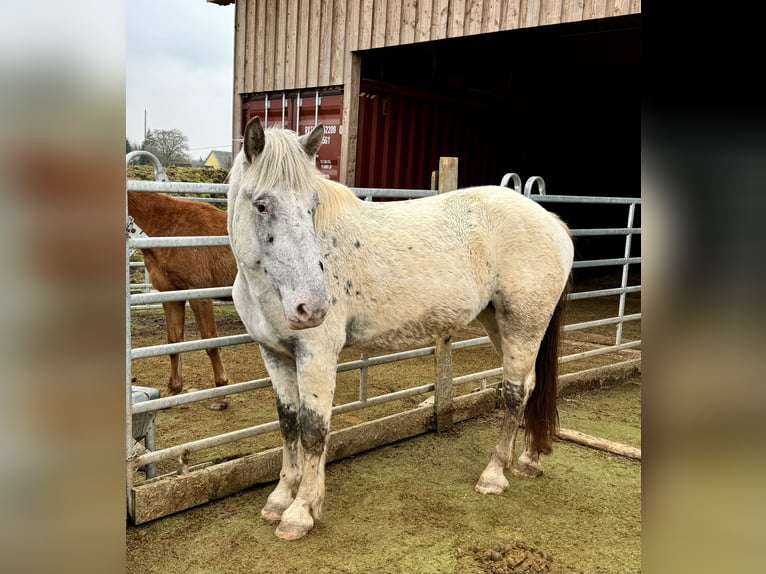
556, 427, 641, 460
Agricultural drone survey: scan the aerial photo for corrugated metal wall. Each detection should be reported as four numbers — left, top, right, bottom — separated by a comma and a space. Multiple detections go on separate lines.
355, 80, 503, 189
234, 0, 641, 94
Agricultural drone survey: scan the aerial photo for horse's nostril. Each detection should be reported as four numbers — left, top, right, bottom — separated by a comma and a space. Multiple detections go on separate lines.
296, 303, 310, 321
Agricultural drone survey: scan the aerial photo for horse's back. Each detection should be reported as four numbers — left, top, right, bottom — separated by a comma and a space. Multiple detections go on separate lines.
321, 185, 572, 352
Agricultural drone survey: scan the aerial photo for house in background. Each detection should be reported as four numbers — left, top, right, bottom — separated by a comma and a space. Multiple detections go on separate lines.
203, 150, 232, 169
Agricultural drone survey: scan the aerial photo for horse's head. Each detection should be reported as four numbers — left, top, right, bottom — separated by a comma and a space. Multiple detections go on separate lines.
229, 116, 330, 330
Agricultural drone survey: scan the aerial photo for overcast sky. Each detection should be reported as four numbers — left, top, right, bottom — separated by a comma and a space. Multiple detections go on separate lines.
126, 0, 235, 162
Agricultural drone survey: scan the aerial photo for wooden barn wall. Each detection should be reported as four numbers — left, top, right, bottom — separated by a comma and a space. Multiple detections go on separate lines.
234, 0, 642, 94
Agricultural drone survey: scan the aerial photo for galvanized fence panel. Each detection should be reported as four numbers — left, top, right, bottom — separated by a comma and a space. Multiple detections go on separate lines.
125, 164, 640, 522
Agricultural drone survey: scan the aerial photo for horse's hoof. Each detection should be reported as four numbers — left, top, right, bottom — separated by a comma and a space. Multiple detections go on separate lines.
474, 479, 508, 495
511, 461, 543, 478
260, 507, 282, 522
208, 399, 228, 411
275, 522, 312, 541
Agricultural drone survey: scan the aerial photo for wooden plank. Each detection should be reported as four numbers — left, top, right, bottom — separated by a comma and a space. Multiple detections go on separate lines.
585, 0, 607, 20
339, 52, 361, 185
502, 0, 522, 29
330, 0, 347, 85
263, 0, 277, 90
430, 0, 449, 40
630, 0, 641, 13
483, 0, 502, 33
561, 0, 584, 23
386, 0, 403, 45
234, 0, 246, 94
541, 0, 563, 25
274, 0, 287, 89
131, 389, 498, 525
557, 428, 641, 460
558, 359, 641, 396
372, 0, 387, 48
284, 0, 299, 89
295, 0, 311, 87
611, 0, 632, 16
415, 0, 433, 42
255, 0, 266, 91
465, 0, 483, 35
306, 0, 321, 88
358, 0, 374, 49
318, 0, 333, 86
521, 0, 541, 27
345, 0, 360, 52
448, 0, 465, 38
400, 0, 417, 44
434, 335, 454, 432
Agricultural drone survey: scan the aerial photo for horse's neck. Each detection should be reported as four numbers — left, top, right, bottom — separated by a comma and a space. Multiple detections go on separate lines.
127, 192, 179, 237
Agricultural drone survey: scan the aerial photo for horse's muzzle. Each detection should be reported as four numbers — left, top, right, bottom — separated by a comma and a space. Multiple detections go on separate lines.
285, 299, 330, 330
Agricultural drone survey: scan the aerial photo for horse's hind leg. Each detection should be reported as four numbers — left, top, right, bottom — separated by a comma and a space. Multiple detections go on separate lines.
478, 307, 544, 479
189, 298, 229, 410
475, 312, 546, 495
162, 300, 186, 397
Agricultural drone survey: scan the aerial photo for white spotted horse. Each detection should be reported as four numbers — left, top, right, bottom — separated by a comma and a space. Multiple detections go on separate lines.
227, 116, 574, 540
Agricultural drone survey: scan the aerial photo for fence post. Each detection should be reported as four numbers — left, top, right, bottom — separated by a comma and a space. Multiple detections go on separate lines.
433, 157, 458, 431
438, 157, 458, 195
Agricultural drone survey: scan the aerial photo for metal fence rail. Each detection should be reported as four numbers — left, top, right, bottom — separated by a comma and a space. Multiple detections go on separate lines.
125, 165, 640, 522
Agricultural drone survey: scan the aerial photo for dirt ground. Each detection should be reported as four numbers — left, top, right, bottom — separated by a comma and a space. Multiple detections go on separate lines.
126, 271, 640, 573
126, 378, 640, 573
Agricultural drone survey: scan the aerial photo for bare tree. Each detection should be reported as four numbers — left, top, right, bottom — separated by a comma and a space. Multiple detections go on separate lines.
142, 128, 190, 166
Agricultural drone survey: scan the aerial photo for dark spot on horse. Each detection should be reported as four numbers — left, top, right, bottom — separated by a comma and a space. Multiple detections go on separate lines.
267, 236, 274, 243
255, 260, 261, 265
332, 237, 338, 247
312, 393, 318, 398
333, 274, 339, 281
355, 290, 361, 297
275, 396, 299, 442
319, 261, 324, 271
408, 246, 413, 250
331, 296, 337, 305
502, 381, 525, 411
299, 408, 328, 454
346, 279, 353, 289
345, 317, 367, 345
263, 268, 268, 275
354, 240, 361, 248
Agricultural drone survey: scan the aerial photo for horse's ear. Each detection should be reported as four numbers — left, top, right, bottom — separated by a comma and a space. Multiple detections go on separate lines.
243, 116, 265, 163
300, 123, 324, 158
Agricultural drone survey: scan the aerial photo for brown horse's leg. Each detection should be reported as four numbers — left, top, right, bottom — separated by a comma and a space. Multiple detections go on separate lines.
162, 300, 186, 397
189, 298, 228, 410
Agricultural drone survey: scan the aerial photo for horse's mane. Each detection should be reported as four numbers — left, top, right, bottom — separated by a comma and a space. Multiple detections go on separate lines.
314, 177, 360, 229
235, 127, 360, 229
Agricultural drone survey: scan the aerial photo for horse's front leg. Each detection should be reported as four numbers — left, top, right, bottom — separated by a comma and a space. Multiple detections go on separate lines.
259, 347, 302, 522
161, 300, 186, 396
275, 351, 337, 541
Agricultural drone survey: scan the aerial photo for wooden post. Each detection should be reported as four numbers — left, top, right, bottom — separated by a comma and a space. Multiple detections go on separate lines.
433, 157, 458, 432
438, 157, 458, 194
434, 335, 454, 432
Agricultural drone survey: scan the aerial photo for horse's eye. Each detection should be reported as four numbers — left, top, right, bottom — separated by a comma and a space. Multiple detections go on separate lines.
255, 202, 269, 215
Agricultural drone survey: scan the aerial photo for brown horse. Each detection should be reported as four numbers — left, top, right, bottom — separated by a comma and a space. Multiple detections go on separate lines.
129, 191, 237, 410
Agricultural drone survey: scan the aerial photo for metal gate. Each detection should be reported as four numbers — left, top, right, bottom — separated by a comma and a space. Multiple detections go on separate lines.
125, 155, 640, 524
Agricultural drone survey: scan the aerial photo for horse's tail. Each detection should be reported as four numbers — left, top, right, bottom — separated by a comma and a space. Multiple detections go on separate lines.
524, 274, 572, 455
